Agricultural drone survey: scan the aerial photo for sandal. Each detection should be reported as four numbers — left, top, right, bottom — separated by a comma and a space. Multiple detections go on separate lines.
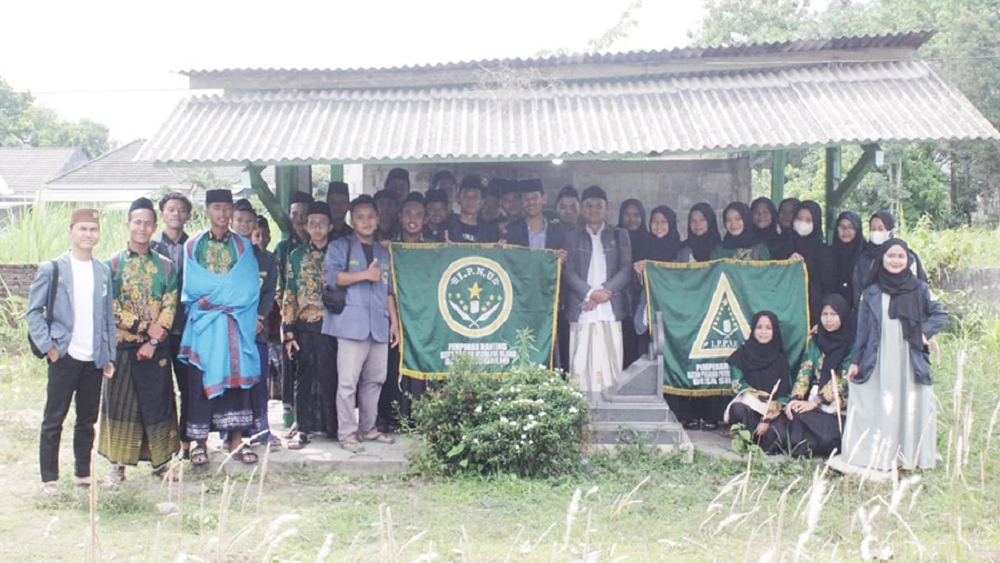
237, 447, 259, 465
190, 446, 210, 466
682, 420, 702, 431
341, 440, 365, 453
702, 421, 719, 431
361, 432, 395, 444
39, 482, 60, 497
73, 476, 92, 488
98, 472, 123, 490
286, 432, 310, 451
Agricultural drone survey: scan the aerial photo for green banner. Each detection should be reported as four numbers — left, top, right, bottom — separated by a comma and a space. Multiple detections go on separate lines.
392, 243, 560, 380
644, 259, 809, 397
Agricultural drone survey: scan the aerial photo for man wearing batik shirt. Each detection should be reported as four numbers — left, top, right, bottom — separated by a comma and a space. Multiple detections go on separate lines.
180, 189, 261, 467
98, 197, 179, 485
282, 201, 338, 448
274, 190, 314, 429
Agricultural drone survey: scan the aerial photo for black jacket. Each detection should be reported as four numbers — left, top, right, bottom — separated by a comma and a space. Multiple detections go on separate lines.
853, 282, 947, 386
443, 216, 501, 244
561, 225, 632, 323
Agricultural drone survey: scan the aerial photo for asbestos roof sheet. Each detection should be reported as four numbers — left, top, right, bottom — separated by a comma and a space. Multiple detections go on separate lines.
138, 60, 1000, 167
180, 31, 935, 77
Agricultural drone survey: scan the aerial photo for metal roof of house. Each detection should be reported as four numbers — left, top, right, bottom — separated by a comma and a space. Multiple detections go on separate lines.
0, 147, 89, 200
179, 30, 936, 85
138, 59, 1000, 167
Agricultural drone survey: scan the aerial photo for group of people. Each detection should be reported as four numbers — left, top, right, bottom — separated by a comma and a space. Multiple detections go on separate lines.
618, 197, 946, 471
26, 166, 948, 493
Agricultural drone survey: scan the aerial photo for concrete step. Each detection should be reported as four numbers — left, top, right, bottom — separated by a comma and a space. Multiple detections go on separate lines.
591, 401, 675, 423
590, 421, 685, 446
611, 358, 661, 398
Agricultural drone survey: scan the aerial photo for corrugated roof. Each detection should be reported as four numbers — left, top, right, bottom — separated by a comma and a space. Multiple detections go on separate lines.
180, 31, 935, 78
0, 147, 88, 200
138, 60, 999, 167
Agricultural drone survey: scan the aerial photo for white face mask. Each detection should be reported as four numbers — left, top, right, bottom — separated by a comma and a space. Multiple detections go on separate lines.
870, 230, 892, 246
793, 220, 813, 237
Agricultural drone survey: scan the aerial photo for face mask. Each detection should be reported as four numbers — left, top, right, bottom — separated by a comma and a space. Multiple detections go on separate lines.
793, 221, 813, 237
870, 231, 891, 246
452, 202, 462, 215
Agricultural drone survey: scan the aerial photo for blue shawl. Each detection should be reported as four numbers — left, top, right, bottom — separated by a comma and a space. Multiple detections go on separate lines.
179, 232, 261, 399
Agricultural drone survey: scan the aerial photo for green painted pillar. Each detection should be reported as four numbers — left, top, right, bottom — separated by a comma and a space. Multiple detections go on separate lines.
330, 164, 344, 182
825, 147, 842, 244
771, 150, 786, 202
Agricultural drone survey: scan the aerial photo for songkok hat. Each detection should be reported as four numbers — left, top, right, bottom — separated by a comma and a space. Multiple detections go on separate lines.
518, 178, 544, 195
373, 189, 396, 203
459, 175, 484, 191
205, 189, 233, 205
581, 185, 608, 202
403, 192, 426, 207
128, 197, 155, 216
71, 208, 101, 226
327, 181, 350, 196
306, 201, 331, 218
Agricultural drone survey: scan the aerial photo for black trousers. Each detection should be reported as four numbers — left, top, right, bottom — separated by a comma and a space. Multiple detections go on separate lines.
378, 345, 402, 431
556, 316, 571, 372
169, 333, 190, 443
40, 355, 103, 482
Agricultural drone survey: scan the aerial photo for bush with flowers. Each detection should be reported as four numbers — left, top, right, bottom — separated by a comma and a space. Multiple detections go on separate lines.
410, 329, 590, 477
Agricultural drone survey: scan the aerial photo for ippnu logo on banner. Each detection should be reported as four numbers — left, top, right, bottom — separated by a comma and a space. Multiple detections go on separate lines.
689, 272, 751, 359
437, 256, 513, 338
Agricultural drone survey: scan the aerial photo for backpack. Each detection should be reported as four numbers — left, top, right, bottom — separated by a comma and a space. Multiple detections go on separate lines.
29, 260, 59, 359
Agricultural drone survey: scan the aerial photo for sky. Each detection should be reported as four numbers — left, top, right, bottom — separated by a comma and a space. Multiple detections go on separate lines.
0, 0, 705, 145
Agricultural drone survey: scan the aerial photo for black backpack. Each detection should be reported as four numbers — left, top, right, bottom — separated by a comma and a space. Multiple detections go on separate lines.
29, 260, 59, 359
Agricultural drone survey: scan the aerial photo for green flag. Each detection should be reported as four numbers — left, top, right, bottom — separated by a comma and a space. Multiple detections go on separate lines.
644, 259, 809, 396
392, 243, 560, 380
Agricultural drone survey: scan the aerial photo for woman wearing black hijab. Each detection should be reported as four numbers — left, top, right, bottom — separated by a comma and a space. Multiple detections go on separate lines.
679, 203, 721, 263
751, 197, 793, 260
711, 202, 771, 260
724, 311, 792, 445
790, 200, 836, 324
618, 199, 648, 369
843, 239, 948, 471
767, 294, 853, 457
831, 211, 865, 303
849, 211, 927, 310
632, 206, 682, 366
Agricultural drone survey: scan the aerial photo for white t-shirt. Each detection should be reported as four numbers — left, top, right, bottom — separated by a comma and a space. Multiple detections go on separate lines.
67, 256, 95, 361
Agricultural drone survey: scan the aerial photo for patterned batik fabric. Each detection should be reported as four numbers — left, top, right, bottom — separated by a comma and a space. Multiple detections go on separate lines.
108, 247, 178, 346
281, 242, 327, 338
194, 230, 238, 274
97, 347, 180, 469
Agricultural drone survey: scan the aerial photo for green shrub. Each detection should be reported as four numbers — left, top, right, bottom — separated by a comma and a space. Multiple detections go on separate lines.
411, 329, 590, 478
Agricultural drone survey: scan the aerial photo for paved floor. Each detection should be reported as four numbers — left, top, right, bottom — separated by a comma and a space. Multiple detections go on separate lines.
203, 400, 412, 475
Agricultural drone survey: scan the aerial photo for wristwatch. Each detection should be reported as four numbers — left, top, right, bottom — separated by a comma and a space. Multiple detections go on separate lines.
149, 337, 160, 346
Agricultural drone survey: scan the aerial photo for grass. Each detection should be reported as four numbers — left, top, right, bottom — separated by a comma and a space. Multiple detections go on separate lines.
1, 305, 999, 562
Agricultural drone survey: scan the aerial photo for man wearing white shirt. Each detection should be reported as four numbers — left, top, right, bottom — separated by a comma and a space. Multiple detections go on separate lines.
27, 208, 116, 495
561, 186, 632, 405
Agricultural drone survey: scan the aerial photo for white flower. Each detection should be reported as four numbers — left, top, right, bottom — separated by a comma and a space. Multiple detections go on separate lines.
521, 434, 527, 439
539, 411, 546, 416
569, 407, 578, 414
473, 438, 479, 444
538, 363, 546, 369
500, 416, 509, 423
528, 414, 535, 420
474, 405, 482, 413
529, 440, 534, 445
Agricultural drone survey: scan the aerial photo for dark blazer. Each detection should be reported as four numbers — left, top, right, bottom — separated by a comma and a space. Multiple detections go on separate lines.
561, 224, 632, 323
504, 218, 566, 250
254, 247, 278, 344
853, 282, 947, 386
26, 252, 116, 368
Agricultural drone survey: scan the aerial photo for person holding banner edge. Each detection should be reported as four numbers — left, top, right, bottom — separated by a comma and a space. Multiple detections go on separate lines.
724, 311, 792, 446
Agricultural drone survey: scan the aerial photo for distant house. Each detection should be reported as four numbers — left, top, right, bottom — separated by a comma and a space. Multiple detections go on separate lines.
0, 147, 89, 206
44, 140, 271, 207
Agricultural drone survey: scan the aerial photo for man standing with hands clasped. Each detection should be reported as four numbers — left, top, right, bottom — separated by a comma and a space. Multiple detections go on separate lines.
323, 195, 400, 453
97, 198, 179, 486
28, 208, 116, 495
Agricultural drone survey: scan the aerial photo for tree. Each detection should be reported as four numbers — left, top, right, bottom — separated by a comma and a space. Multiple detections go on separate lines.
0, 77, 111, 158
691, 0, 816, 44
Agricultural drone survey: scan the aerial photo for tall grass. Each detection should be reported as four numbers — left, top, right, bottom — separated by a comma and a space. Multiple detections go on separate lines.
0, 203, 209, 263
